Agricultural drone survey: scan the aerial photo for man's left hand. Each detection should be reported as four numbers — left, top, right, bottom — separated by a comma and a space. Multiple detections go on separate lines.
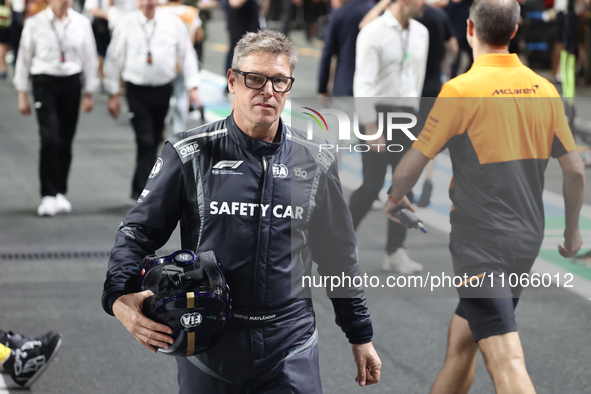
351, 342, 381, 386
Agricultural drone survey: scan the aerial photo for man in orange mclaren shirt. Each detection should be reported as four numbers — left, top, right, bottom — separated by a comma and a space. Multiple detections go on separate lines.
383, 0, 586, 392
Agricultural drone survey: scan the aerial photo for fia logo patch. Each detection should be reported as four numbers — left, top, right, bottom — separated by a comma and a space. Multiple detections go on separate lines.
273, 164, 288, 178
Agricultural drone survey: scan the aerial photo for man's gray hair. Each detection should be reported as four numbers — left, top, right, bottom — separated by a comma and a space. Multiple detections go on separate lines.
231, 30, 298, 74
469, 0, 520, 47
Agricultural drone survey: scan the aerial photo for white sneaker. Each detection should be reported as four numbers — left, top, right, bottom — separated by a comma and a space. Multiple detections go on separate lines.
55, 194, 72, 213
37, 196, 57, 217
371, 199, 383, 210
382, 248, 423, 274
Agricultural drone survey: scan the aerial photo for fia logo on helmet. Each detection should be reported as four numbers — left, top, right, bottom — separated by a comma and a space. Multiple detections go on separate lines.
180, 312, 202, 328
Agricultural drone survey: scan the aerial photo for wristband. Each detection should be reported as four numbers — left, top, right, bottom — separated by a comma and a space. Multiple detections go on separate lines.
388, 196, 402, 202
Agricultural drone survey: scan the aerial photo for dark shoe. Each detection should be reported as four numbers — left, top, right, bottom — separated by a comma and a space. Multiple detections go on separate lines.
573, 250, 591, 261
2, 331, 30, 349
416, 179, 433, 208
2, 331, 63, 388
199, 105, 205, 122
0, 72, 7, 80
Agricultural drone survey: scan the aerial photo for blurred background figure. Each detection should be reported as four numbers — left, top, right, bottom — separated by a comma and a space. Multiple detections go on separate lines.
414, 3, 457, 207
103, 0, 200, 201
84, 0, 110, 90
317, 0, 374, 97
352, 0, 429, 274
302, 0, 328, 40
13, 0, 97, 216
222, 0, 259, 92
162, 0, 205, 133
550, 0, 587, 82
0, 0, 10, 78
8, 0, 24, 68
280, 0, 298, 35
194, 0, 218, 62
445, 0, 473, 77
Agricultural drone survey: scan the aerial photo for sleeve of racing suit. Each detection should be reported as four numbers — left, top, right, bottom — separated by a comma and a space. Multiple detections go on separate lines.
101, 142, 185, 315
309, 158, 373, 344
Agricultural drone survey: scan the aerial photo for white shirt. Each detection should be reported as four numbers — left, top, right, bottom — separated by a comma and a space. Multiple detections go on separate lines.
108, 0, 137, 31
103, 9, 200, 95
13, 7, 99, 92
354, 9, 429, 124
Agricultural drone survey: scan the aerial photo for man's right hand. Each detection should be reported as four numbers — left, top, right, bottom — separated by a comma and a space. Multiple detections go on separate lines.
108, 95, 121, 118
559, 227, 583, 258
112, 291, 174, 353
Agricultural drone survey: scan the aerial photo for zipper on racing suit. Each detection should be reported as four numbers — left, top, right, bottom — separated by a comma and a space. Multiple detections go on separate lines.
251, 155, 269, 306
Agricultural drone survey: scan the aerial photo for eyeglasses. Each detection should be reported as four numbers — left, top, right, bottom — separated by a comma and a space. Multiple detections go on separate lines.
232, 69, 295, 93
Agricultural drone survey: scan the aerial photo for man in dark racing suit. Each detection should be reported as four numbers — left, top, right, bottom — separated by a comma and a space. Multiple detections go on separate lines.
102, 30, 381, 393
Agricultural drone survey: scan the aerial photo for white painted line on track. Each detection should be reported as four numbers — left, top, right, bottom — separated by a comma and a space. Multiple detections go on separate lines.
0, 373, 12, 393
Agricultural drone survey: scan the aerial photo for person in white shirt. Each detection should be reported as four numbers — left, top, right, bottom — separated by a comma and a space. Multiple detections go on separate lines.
0, 0, 10, 78
13, 0, 98, 217
8, 0, 24, 67
103, 0, 200, 201
161, 0, 203, 133
351, 0, 428, 274
84, 0, 110, 84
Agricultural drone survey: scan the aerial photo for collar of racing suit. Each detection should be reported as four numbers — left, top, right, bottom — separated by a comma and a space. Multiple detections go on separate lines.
227, 112, 285, 157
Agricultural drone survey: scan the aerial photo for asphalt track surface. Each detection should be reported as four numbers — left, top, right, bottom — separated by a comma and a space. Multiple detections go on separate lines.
2, 10, 591, 394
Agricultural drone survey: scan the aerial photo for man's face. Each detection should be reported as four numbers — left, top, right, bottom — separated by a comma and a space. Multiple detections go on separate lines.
407, 0, 426, 19
228, 52, 292, 134
137, 0, 158, 16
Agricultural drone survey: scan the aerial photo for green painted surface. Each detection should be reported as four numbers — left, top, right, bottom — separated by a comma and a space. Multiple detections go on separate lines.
540, 215, 591, 280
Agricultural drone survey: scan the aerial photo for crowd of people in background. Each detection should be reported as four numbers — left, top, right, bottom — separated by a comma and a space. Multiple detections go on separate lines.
0, 0, 589, 216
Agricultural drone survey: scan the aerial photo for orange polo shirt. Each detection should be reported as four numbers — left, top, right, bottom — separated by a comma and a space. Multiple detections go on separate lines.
414, 53, 576, 257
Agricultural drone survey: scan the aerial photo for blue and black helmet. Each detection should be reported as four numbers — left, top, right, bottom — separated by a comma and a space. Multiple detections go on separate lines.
139, 250, 232, 357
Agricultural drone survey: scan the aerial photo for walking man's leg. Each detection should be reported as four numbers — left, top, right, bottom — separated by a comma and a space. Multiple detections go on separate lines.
348, 150, 388, 229
478, 332, 535, 394
431, 313, 478, 394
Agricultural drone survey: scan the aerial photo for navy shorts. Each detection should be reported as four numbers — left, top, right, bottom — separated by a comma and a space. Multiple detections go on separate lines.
450, 240, 536, 342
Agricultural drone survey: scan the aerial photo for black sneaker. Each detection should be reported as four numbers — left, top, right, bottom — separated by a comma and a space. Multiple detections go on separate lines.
416, 179, 433, 208
2, 331, 29, 349
0, 331, 27, 374
2, 331, 63, 388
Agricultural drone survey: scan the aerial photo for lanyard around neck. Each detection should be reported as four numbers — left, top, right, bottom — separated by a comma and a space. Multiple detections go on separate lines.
48, 11, 71, 63
399, 24, 410, 70
138, 14, 157, 65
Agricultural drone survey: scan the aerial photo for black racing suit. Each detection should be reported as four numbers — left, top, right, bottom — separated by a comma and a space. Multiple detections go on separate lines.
102, 114, 373, 392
